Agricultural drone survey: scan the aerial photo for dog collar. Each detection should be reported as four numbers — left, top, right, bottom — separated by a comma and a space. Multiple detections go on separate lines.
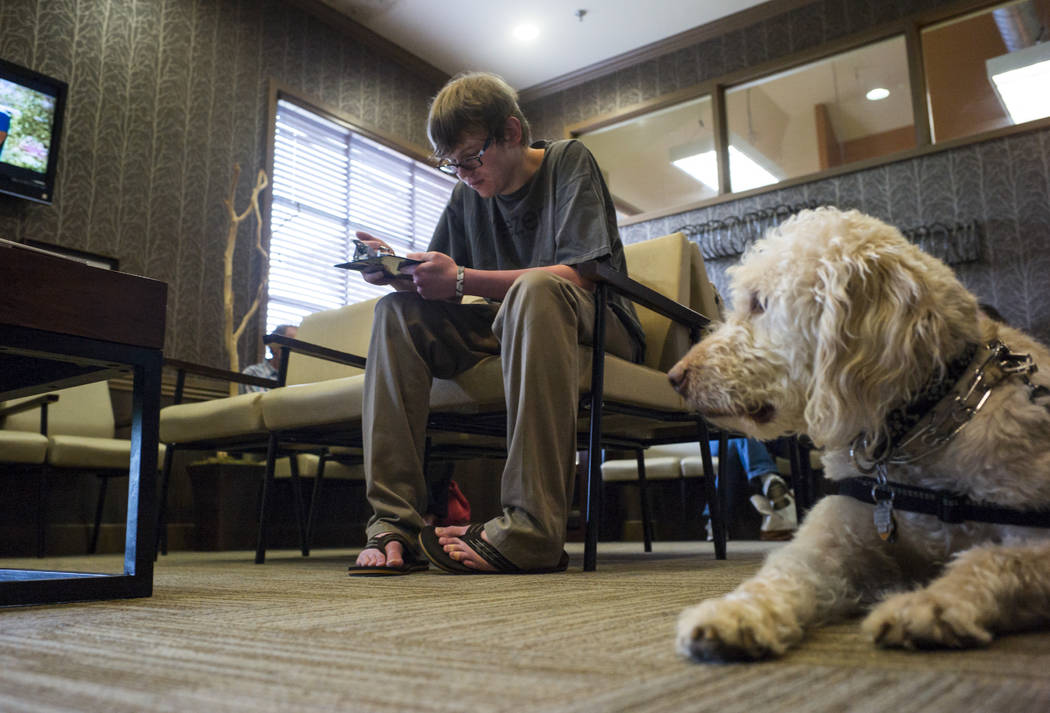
850, 340, 1037, 471
845, 339, 1049, 541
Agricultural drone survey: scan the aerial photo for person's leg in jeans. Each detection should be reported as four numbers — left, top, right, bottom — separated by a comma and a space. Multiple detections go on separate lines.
706, 438, 795, 540
732, 438, 796, 539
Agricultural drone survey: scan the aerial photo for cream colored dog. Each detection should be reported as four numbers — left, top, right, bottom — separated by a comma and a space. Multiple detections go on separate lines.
668, 207, 1050, 661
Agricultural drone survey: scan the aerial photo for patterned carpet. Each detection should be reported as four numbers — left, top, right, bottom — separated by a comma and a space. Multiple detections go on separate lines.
1, 542, 1049, 713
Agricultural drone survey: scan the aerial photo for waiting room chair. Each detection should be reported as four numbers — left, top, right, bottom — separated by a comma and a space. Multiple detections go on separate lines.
600, 441, 724, 552
158, 298, 376, 563
0, 381, 165, 557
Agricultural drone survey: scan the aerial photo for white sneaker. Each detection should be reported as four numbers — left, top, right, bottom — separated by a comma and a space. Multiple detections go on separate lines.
750, 474, 797, 541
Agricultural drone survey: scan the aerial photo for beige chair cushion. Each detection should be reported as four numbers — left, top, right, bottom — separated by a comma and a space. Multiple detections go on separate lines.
603, 456, 682, 482
48, 435, 166, 470
622, 232, 722, 372
622, 233, 694, 371
285, 298, 377, 386
274, 452, 363, 480
259, 375, 365, 431
160, 391, 265, 443
689, 242, 723, 324
602, 443, 717, 482
158, 300, 376, 448
0, 430, 48, 464
2, 381, 166, 469
3, 382, 115, 439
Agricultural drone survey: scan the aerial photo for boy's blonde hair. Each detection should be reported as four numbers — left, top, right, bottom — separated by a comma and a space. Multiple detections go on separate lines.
427, 72, 531, 157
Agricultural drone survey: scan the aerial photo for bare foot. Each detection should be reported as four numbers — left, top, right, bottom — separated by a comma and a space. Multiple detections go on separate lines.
354, 536, 404, 569
435, 525, 496, 572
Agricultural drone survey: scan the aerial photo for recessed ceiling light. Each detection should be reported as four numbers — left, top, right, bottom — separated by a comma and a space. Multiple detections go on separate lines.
987, 42, 1050, 125
866, 87, 890, 101
512, 23, 539, 42
672, 146, 778, 192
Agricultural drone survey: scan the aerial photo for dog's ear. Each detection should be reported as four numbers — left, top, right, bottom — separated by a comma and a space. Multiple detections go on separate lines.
805, 239, 974, 450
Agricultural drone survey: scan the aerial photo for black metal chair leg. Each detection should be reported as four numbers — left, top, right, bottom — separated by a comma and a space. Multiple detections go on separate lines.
679, 476, 689, 539
36, 464, 49, 558
305, 451, 327, 554
255, 434, 279, 564
787, 437, 807, 520
697, 421, 726, 560
155, 367, 186, 560
288, 453, 308, 557
154, 445, 176, 559
583, 283, 609, 572
90, 474, 109, 554
636, 449, 653, 553
717, 429, 729, 555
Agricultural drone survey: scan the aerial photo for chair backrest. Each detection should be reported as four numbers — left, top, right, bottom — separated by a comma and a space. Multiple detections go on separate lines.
1, 381, 116, 438
284, 297, 379, 386
623, 232, 721, 371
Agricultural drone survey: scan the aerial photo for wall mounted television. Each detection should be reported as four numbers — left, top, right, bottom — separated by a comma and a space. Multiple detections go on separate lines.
0, 57, 67, 205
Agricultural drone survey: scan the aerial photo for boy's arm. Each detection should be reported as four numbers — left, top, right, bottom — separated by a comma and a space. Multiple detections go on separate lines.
406, 251, 592, 301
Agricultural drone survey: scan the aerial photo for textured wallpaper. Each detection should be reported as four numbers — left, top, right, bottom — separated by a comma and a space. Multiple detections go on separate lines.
521, 0, 1050, 344
0, 0, 442, 367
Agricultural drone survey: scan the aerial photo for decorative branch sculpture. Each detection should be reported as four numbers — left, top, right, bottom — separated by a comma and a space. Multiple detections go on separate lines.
223, 164, 270, 396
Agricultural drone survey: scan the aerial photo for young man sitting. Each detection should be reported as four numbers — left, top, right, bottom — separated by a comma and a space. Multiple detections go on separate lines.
348, 72, 643, 575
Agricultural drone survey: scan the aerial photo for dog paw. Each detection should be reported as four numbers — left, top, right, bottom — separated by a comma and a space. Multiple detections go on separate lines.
863, 590, 993, 650
676, 597, 801, 662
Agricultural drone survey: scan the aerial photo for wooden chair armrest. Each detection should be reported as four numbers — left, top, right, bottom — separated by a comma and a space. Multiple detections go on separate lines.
577, 259, 712, 334
265, 335, 367, 370
163, 358, 280, 391
0, 393, 59, 419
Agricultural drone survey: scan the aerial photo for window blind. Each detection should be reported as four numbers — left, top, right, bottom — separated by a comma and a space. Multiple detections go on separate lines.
266, 98, 455, 333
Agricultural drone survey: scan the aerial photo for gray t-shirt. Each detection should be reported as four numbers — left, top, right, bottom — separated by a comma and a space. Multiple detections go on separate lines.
428, 139, 645, 358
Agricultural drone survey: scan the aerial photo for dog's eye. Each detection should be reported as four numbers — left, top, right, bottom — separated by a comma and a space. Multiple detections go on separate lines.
750, 292, 765, 315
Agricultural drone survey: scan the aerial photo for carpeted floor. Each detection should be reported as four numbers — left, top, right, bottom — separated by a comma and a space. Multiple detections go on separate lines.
1, 541, 1049, 713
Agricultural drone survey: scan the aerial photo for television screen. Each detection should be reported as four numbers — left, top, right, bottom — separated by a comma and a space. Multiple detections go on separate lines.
0, 57, 67, 204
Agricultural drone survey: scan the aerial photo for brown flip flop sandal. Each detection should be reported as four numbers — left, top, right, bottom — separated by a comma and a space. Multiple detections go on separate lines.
418, 524, 569, 574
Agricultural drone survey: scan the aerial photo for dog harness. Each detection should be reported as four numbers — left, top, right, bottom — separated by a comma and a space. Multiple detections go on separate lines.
842, 340, 1050, 541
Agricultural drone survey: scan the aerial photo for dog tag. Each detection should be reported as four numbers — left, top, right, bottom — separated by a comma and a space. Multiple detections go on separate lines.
873, 492, 897, 543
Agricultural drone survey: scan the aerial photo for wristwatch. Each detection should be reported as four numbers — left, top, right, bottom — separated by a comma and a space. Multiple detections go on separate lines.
455, 265, 465, 298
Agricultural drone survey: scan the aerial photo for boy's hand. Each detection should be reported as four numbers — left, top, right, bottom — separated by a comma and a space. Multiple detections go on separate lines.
355, 231, 413, 288
405, 251, 459, 300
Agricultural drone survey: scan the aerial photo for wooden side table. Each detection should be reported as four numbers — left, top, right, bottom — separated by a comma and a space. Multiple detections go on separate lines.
0, 242, 166, 605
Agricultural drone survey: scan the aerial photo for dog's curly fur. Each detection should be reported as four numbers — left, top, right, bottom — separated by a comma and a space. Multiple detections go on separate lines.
668, 207, 1050, 661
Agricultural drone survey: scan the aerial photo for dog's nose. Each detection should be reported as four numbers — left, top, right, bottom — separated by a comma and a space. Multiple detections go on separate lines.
668, 363, 686, 393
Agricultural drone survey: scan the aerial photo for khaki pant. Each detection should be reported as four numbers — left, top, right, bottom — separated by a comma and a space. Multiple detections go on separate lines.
363, 271, 639, 568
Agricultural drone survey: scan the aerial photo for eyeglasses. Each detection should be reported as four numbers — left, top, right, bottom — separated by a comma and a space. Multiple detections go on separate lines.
436, 136, 493, 175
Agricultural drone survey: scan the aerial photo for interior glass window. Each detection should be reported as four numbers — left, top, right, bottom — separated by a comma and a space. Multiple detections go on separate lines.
724, 35, 915, 191
923, 0, 1050, 143
577, 95, 715, 218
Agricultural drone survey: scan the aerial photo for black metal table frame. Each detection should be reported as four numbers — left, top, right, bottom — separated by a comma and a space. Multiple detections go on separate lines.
0, 323, 160, 606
